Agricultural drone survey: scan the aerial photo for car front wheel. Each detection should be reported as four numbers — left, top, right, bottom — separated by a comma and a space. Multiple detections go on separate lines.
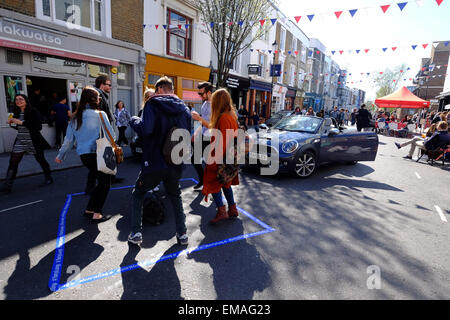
294, 151, 317, 178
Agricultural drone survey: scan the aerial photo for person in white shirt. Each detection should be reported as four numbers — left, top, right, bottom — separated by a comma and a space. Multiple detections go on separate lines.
190, 82, 213, 190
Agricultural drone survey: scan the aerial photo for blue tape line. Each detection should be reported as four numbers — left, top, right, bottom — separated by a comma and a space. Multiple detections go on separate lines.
48, 194, 72, 292
57, 228, 274, 291
49, 177, 275, 292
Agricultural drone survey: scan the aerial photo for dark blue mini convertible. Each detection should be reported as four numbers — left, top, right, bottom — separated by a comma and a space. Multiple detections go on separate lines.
244, 115, 379, 178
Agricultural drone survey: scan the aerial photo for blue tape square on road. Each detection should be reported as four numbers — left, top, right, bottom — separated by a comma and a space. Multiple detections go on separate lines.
48, 178, 275, 291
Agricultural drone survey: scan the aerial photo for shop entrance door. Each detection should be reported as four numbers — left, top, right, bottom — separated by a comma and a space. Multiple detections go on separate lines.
26, 76, 68, 124
68, 81, 84, 113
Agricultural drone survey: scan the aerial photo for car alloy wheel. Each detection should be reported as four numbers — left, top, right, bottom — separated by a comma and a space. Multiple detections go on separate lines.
294, 151, 316, 178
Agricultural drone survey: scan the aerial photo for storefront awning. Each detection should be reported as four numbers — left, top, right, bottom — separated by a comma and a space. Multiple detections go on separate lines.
0, 38, 120, 66
249, 79, 272, 92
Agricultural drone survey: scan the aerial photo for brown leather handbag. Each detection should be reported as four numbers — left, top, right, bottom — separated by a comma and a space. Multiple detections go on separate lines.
99, 112, 124, 164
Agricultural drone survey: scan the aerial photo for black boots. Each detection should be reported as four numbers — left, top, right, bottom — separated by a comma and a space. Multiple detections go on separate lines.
0, 169, 15, 194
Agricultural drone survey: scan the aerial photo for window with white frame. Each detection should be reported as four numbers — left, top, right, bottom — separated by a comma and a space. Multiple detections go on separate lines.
289, 64, 295, 86
280, 27, 286, 51
36, 0, 108, 35
292, 38, 297, 53
258, 53, 266, 78
278, 57, 284, 83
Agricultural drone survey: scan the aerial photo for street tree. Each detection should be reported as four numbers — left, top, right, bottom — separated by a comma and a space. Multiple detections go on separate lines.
372, 64, 408, 99
193, 0, 274, 88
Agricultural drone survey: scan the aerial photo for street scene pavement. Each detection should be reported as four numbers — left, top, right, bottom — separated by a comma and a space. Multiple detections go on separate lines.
0, 132, 448, 300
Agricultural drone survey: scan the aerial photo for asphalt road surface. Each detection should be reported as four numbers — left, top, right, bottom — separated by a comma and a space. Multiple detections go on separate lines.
0, 134, 449, 300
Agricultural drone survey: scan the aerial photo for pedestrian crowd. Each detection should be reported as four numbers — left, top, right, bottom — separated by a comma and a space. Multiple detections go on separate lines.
1, 75, 241, 247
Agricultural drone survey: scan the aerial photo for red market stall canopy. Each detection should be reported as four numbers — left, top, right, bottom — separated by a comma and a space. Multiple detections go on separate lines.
375, 86, 430, 109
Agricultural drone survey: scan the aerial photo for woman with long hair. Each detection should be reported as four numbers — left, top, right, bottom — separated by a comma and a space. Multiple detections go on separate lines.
202, 88, 240, 224
0, 94, 53, 194
55, 87, 116, 223
114, 100, 131, 146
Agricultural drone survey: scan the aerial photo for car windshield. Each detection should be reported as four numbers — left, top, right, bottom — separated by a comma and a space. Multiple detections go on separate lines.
273, 115, 322, 133
272, 112, 289, 119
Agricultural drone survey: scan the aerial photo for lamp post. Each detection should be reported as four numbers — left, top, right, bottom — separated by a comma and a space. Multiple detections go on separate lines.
270, 40, 277, 118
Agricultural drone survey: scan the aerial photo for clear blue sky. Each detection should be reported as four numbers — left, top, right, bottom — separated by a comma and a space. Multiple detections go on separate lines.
278, 0, 450, 100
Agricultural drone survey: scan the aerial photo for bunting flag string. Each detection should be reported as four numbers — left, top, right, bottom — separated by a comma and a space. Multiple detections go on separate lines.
329, 40, 449, 55
142, 0, 446, 31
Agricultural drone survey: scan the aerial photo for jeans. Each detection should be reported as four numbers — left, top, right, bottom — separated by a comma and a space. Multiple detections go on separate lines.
211, 187, 235, 208
191, 139, 210, 185
131, 168, 186, 235
80, 153, 112, 213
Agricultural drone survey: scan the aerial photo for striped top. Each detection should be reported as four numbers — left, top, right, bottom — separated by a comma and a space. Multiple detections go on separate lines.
12, 112, 36, 154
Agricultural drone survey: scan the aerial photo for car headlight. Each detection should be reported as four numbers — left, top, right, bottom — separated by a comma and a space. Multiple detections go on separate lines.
281, 140, 299, 153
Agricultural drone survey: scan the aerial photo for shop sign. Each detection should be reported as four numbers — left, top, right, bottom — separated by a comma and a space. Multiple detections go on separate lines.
248, 64, 261, 76
270, 64, 282, 77
226, 77, 240, 89
0, 18, 64, 46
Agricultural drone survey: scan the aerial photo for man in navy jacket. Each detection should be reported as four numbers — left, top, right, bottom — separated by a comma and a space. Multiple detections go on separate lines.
128, 77, 192, 246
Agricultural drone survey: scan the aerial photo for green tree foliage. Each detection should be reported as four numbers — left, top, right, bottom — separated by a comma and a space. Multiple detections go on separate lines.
193, 0, 273, 87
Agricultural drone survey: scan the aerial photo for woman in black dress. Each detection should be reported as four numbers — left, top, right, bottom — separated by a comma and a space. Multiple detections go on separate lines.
0, 94, 53, 194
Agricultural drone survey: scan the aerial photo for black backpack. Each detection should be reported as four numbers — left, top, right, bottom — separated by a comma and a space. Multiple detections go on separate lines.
143, 193, 165, 225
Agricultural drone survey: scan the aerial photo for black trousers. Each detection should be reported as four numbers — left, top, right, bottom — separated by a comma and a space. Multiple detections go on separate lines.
80, 153, 112, 214
116, 126, 128, 146
8, 150, 51, 180
55, 122, 68, 146
191, 139, 210, 185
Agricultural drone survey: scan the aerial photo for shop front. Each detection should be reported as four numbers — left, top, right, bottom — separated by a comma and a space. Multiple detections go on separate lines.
225, 75, 250, 109
295, 90, 304, 110
285, 86, 297, 110
144, 54, 210, 114
248, 79, 272, 120
304, 92, 323, 113
0, 15, 144, 153
272, 84, 288, 114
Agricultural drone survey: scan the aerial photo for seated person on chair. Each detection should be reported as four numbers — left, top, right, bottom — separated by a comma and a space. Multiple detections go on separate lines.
394, 122, 448, 160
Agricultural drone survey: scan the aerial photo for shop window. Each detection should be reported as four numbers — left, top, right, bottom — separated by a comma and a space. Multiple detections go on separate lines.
182, 79, 194, 89
166, 9, 192, 60
147, 74, 176, 90
88, 64, 109, 78
6, 50, 23, 65
33, 54, 87, 75
148, 74, 160, 87
4, 76, 24, 113
117, 63, 132, 87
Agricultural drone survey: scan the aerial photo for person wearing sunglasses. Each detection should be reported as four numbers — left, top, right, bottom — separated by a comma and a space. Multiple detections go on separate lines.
191, 82, 213, 190
94, 75, 114, 124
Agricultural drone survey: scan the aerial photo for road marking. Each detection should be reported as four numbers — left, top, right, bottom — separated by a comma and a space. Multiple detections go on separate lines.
0, 200, 43, 213
415, 172, 421, 179
434, 205, 447, 222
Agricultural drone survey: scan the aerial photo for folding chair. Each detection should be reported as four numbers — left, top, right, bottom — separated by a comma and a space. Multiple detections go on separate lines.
388, 122, 398, 136
377, 121, 387, 135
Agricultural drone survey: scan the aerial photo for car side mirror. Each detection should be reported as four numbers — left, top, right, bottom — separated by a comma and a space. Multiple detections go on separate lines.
328, 128, 340, 136
259, 124, 268, 130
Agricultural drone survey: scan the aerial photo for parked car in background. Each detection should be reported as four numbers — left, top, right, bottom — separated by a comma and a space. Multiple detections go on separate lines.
264, 110, 295, 127
244, 115, 379, 178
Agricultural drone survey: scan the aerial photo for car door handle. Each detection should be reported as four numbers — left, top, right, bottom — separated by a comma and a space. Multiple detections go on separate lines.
366, 136, 377, 140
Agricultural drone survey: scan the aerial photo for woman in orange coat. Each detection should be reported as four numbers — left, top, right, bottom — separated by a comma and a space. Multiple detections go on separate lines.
202, 89, 240, 224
